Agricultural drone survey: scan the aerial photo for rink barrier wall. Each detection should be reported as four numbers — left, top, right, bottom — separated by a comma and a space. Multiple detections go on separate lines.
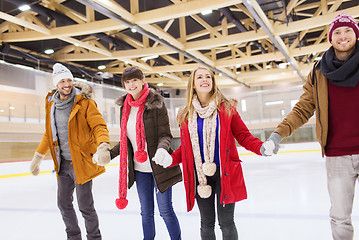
0, 118, 316, 163
0, 145, 321, 179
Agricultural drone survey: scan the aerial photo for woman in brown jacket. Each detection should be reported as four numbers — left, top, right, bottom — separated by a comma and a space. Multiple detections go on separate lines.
110, 67, 182, 240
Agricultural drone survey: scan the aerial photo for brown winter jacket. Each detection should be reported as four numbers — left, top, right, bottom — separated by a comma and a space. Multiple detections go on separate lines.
275, 64, 328, 157
36, 82, 110, 184
110, 89, 182, 193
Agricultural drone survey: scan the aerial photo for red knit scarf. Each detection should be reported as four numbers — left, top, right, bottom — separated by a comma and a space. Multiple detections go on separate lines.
116, 82, 150, 210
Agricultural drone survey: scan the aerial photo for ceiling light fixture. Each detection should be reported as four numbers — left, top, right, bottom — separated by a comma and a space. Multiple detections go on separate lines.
278, 62, 289, 69
44, 49, 54, 55
98, 65, 106, 70
157, 83, 164, 87
265, 100, 284, 106
19, 5, 31, 11
201, 9, 212, 15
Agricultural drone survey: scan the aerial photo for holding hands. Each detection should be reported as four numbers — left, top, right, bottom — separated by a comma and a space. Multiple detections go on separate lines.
92, 142, 111, 166
152, 148, 173, 168
260, 132, 281, 156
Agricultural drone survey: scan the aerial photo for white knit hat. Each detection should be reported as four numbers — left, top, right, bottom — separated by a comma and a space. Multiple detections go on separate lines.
52, 63, 73, 86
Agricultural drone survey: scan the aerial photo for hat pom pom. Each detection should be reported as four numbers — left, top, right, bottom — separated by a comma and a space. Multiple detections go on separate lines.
115, 198, 128, 210
197, 184, 212, 198
202, 162, 217, 176
135, 150, 147, 163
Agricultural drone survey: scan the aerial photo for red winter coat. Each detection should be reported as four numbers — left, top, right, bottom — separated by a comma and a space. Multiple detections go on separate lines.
170, 104, 263, 212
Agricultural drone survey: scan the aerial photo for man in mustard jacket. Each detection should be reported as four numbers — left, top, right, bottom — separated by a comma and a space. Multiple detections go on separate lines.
30, 63, 110, 240
264, 14, 359, 240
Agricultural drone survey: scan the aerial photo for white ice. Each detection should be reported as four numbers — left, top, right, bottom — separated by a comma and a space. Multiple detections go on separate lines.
1, 142, 359, 240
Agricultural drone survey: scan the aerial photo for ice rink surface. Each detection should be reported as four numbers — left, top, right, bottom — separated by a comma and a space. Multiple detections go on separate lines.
1, 142, 359, 240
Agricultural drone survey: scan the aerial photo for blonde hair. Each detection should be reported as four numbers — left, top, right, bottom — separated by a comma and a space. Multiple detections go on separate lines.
177, 67, 236, 125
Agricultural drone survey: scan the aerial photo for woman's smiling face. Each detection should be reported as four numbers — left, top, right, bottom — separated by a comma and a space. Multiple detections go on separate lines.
194, 68, 213, 96
124, 78, 145, 100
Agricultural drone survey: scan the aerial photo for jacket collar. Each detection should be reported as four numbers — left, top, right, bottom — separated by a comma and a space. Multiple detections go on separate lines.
46, 82, 92, 103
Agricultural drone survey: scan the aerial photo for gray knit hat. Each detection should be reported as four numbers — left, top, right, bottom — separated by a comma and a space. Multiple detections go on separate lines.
52, 63, 73, 86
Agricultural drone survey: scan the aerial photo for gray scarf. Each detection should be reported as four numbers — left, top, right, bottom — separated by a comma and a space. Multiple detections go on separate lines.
53, 88, 76, 161
53, 88, 76, 109
321, 40, 359, 87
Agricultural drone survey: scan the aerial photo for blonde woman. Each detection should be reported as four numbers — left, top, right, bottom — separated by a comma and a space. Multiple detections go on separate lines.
154, 67, 273, 240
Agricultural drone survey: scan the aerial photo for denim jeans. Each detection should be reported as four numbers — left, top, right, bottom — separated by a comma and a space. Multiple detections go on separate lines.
326, 154, 359, 240
57, 160, 101, 240
135, 171, 181, 240
195, 167, 238, 240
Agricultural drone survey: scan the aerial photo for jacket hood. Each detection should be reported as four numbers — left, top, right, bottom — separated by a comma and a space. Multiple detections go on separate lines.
73, 82, 93, 99
115, 88, 164, 110
48, 81, 93, 100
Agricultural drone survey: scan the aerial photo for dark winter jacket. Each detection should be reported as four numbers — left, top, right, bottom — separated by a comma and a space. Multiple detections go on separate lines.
110, 89, 182, 193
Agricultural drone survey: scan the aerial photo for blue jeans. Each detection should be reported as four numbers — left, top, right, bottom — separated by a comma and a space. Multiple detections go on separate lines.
135, 171, 181, 240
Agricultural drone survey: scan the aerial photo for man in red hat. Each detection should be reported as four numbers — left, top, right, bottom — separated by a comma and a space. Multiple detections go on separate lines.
262, 13, 359, 240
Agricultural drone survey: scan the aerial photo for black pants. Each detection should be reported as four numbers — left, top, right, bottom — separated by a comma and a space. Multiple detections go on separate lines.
195, 167, 238, 240
57, 160, 101, 240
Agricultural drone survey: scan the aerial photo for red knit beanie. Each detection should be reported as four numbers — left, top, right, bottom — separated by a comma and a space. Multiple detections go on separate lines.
328, 13, 359, 43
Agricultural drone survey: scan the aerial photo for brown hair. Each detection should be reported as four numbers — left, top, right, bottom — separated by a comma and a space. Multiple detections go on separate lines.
121, 67, 144, 85
177, 67, 236, 125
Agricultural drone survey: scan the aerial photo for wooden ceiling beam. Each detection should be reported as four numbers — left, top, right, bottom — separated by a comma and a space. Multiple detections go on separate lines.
134, 0, 243, 24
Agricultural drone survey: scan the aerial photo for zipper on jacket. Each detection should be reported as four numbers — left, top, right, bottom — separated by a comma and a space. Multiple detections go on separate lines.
221, 148, 230, 207
182, 128, 194, 210
217, 119, 226, 207
314, 71, 324, 150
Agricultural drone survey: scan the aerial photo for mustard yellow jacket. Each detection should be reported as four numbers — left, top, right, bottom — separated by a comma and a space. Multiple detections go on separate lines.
36, 84, 109, 184
275, 64, 328, 157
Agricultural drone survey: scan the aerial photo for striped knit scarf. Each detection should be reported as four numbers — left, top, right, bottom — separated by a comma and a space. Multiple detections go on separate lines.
116, 82, 150, 210
188, 95, 218, 198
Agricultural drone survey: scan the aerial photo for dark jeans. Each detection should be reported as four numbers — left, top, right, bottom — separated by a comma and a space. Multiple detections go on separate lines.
195, 167, 238, 240
57, 160, 101, 240
135, 171, 181, 240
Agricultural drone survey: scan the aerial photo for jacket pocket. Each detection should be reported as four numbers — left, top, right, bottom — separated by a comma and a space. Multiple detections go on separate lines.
80, 142, 97, 159
228, 160, 244, 186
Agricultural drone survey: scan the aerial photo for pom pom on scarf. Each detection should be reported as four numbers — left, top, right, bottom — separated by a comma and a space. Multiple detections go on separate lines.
197, 184, 212, 198
135, 150, 148, 163
115, 198, 128, 210
202, 162, 217, 176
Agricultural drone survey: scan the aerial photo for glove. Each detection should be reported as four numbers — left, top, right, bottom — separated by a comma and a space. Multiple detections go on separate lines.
92, 152, 99, 164
260, 132, 281, 156
152, 148, 172, 168
30, 152, 45, 176
94, 142, 111, 166
260, 140, 275, 156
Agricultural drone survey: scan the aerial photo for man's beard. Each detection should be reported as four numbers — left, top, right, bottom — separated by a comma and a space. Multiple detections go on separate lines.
59, 87, 73, 98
